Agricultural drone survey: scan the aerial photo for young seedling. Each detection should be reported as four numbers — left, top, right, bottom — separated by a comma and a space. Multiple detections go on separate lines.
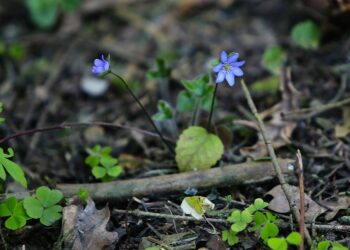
23, 186, 63, 226
85, 145, 123, 180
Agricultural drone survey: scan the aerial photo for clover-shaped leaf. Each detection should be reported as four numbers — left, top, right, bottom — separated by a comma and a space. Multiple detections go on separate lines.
222, 229, 239, 246
23, 186, 63, 226
254, 198, 268, 211
107, 166, 123, 177
251, 211, 267, 231
92, 167, 106, 179
0, 197, 28, 230
175, 126, 224, 172
228, 210, 252, 233
260, 223, 279, 242
286, 232, 301, 246
268, 237, 288, 250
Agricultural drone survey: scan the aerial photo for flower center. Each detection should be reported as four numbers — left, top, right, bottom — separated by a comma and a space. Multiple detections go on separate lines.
224, 64, 231, 71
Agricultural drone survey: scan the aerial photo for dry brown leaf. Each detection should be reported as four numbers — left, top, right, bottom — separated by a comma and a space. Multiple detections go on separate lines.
61, 198, 118, 250
320, 196, 350, 221
266, 185, 326, 222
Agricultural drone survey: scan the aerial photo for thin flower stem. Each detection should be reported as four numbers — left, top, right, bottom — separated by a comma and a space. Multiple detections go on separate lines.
207, 83, 218, 131
110, 72, 175, 155
191, 98, 201, 126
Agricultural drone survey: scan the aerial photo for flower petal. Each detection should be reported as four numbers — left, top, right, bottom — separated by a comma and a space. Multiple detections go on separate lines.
216, 70, 225, 83
228, 53, 239, 63
225, 71, 235, 86
213, 63, 223, 72
94, 59, 104, 67
103, 61, 110, 71
231, 60, 245, 67
232, 67, 244, 76
220, 51, 228, 63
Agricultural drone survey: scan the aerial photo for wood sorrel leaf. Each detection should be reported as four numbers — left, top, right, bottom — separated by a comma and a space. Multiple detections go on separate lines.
175, 126, 224, 172
291, 20, 320, 49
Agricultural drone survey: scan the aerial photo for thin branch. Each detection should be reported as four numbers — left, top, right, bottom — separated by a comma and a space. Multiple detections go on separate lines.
239, 80, 312, 245
296, 150, 305, 250
0, 121, 174, 145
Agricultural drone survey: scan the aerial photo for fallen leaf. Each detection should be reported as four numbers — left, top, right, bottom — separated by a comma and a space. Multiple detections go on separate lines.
319, 196, 350, 221
61, 198, 118, 250
266, 185, 326, 222
181, 196, 214, 220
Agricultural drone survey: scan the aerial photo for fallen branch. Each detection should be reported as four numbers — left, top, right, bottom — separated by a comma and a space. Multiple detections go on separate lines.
57, 159, 292, 201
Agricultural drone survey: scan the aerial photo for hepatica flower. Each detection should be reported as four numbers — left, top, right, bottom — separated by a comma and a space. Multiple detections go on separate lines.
92, 55, 110, 76
213, 51, 245, 86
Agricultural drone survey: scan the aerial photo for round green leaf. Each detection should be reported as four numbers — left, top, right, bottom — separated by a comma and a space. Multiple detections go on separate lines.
254, 198, 268, 210
175, 126, 224, 172
261, 46, 286, 74
36, 186, 63, 207
26, 0, 58, 29
286, 232, 301, 245
260, 223, 279, 242
317, 241, 330, 250
231, 221, 247, 233
107, 166, 123, 177
291, 20, 320, 49
23, 197, 43, 219
5, 215, 26, 230
92, 166, 106, 179
268, 237, 288, 250
40, 205, 62, 226
241, 210, 252, 223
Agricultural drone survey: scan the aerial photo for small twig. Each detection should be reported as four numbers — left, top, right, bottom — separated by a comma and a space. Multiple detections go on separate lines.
113, 209, 227, 224
147, 236, 173, 250
296, 150, 305, 250
239, 80, 312, 245
283, 96, 350, 120
0, 121, 175, 145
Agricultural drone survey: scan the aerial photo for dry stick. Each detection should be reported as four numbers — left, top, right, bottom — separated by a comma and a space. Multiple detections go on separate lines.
114, 208, 350, 233
0, 121, 174, 145
239, 80, 312, 245
283, 96, 350, 120
56, 159, 292, 201
296, 150, 305, 250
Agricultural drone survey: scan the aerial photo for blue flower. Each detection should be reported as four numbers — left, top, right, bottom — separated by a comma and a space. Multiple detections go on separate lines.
213, 51, 245, 86
92, 55, 110, 75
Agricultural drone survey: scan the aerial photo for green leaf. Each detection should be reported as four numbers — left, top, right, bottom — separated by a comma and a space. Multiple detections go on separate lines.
77, 188, 89, 203
222, 230, 239, 246
23, 197, 43, 219
291, 20, 321, 49
147, 58, 171, 79
268, 237, 288, 250
8, 43, 25, 61
107, 166, 123, 177
260, 223, 279, 242
251, 76, 279, 94
100, 156, 118, 168
251, 211, 267, 231
266, 211, 277, 222
40, 205, 62, 226
0, 164, 6, 180
5, 215, 26, 230
331, 242, 348, 250
317, 241, 330, 250
85, 155, 99, 167
0, 157, 27, 188
182, 74, 212, 97
254, 198, 268, 211
261, 46, 286, 74
0, 197, 17, 217
176, 90, 196, 112
153, 100, 174, 121
231, 221, 247, 233
286, 232, 301, 245
36, 186, 63, 207
92, 166, 106, 179
60, 0, 80, 12
175, 126, 224, 172
26, 0, 58, 29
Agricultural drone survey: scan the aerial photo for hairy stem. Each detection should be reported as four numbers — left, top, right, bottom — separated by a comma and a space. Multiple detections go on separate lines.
207, 83, 218, 131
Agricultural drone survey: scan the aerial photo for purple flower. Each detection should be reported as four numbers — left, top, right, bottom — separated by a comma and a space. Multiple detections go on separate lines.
213, 51, 245, 86
92, 55, 110, 75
